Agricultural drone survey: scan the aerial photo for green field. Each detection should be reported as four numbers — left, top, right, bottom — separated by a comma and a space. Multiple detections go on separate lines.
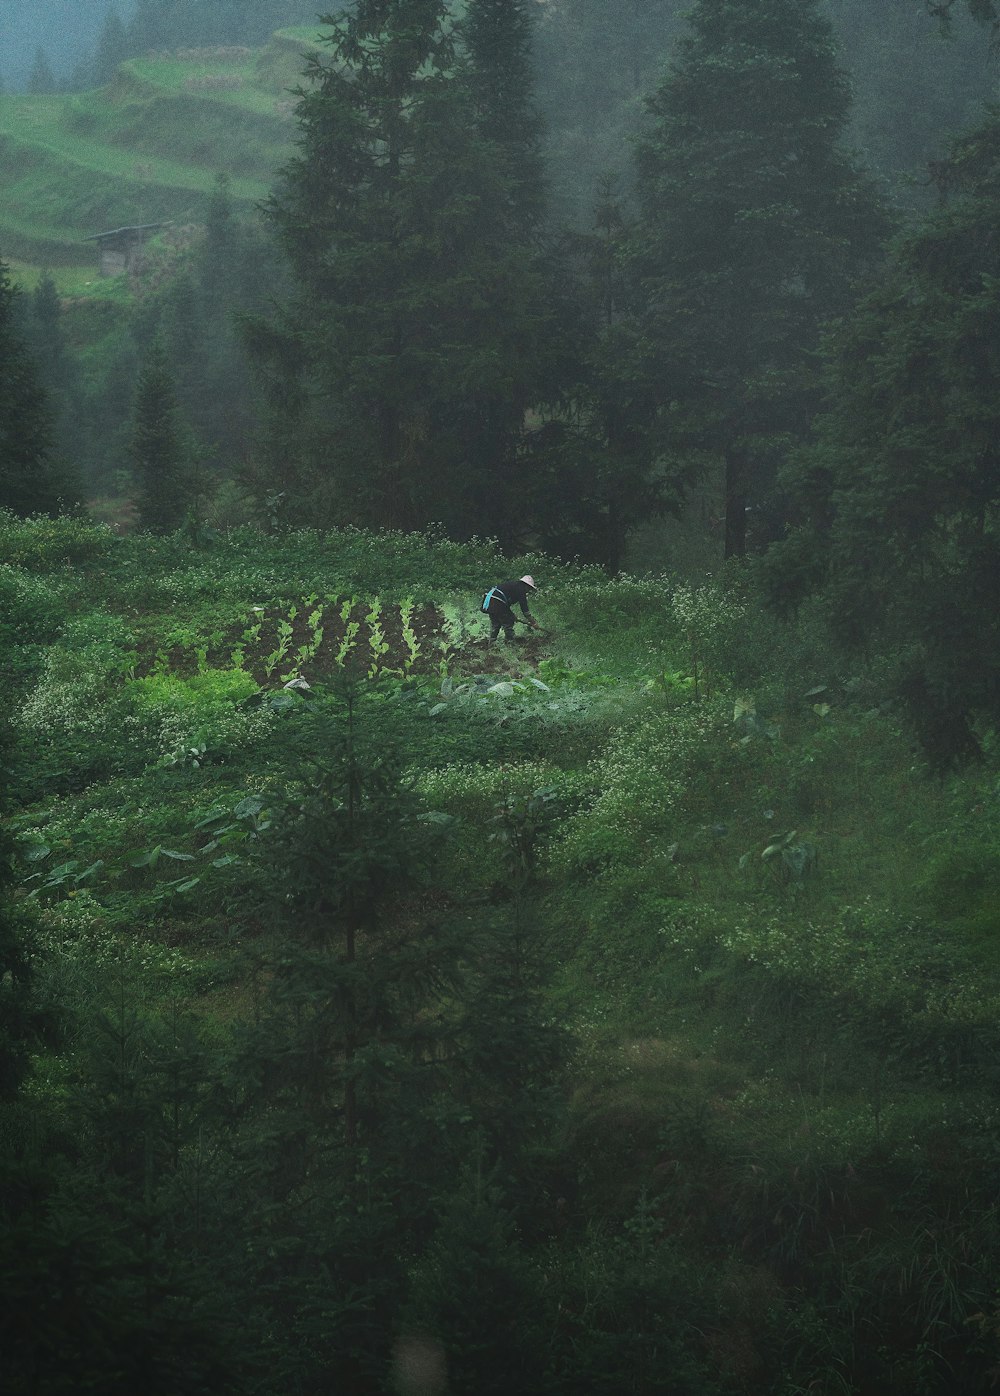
0, 31, 321, 282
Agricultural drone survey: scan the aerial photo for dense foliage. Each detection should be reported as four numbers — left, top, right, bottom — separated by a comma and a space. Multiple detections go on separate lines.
0, 260, 68, 516
5, 0, 996, 552
3, 1, 1000, 1390
254, 0, 570, 547
2, 515, 1000, 1392
535, 0, 996, 224
626, 0, 890, 558
767, 106, 1000, 765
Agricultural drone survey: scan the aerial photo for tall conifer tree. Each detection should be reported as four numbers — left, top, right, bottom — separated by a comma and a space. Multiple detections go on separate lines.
263, 0, 467, 530
226, 689, 464, 1389
27, 47, 57, 94
463, 0, 544, 224
90, 5, 129, 86
260, 0, 558, 542
629, 0, 888, 556
0, 262, 62, 516
928, 0, 999, 27
768, 110, 1000, 764
131, 341, 187, 533
0, 720, 49, 1100
27, 272, 83, 472
452, 0, 568, 545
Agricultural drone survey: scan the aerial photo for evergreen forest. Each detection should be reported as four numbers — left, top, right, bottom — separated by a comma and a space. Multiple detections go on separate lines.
3, 1, 1000, 1392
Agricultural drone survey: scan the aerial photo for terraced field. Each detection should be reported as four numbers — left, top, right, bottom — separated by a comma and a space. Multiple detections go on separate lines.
0, 29, 323, 283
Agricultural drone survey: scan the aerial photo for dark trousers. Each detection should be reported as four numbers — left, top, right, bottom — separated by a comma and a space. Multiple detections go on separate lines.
487, 599, 516, 643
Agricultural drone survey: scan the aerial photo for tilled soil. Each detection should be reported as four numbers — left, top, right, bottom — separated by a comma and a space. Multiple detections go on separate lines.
134, 598, 549, 683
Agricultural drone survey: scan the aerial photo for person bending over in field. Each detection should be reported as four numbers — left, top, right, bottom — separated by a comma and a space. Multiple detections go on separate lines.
481, 575, 539, 644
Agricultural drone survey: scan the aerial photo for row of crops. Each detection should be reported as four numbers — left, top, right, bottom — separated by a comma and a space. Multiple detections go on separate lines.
141, 594, 490, 683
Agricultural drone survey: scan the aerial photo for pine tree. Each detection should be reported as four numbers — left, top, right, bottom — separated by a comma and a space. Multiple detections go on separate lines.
449, 0, 572, 548
463, 0, 544, 224
236, 685, 460, 1161
403, 1163, 548, 1396
766, 108, 1000, 765
131, 341, 187, 533
25, 271, 87, 476
260, 0, 559, 542
544, 1193, 723, 1393
192, 175, 262, 459
458, 784, 567, 1171
200, 174, 239, 310
628, 0, 888, 557
524, 176, 676, 569
127, 0, 171, 53
225, 686, 465, 1390
0, 980, 244, 1393
0, 261, 63, 516
27, 46, 57, 94
534, 0, 685, 224
90, 4, 130, 86
29, 272, 65, 367
0, 720, 52, 1100
928, 0, 999, 29
261, 0, 461, 530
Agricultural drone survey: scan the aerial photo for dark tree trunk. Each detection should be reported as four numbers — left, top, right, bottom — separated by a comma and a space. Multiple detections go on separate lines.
724, 450, 748, 559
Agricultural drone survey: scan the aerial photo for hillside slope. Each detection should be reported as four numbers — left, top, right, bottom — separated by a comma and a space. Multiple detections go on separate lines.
4, 512, 1000, 1390
0, 30, 321, 284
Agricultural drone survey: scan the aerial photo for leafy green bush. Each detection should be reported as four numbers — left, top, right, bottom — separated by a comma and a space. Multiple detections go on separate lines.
417, 760, 569, 821
15, 611, 136, 744
0, 512, 116, 570
917, 846, 1000, 944
128, 668, 259, 713
0, 565, 68, 645
33, 890, 195, 975
124, 669, 270, 769
550, 703, 731, 875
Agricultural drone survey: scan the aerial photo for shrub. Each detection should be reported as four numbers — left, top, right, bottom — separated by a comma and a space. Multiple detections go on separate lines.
124, 669, 270, 767
550, 703, 731, 875
0, 512, 116, 570
16, 612, 136, 740
0, 566, 68, 646
128, 668, 258, 713
917, 846, 1000, 943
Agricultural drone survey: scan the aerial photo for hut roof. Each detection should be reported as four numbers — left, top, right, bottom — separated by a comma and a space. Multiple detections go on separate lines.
82, 223, 170, 243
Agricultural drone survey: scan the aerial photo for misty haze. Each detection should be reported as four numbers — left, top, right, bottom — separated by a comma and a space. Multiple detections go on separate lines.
2, 3, 999, 1393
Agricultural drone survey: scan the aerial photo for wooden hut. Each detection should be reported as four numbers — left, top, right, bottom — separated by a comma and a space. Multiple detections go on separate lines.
83, 223, 169, 277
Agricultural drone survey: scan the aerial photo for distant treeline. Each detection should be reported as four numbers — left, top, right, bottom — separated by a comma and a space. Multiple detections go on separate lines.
4, 1, 316, 92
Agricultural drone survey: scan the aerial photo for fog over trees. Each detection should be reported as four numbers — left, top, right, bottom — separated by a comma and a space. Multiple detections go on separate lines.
1, 0, 136, 87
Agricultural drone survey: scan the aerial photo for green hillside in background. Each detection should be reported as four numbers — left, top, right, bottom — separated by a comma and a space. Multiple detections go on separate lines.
0, 29, 321, 289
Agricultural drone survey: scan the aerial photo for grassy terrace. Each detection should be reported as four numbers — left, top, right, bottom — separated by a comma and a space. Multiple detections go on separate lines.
0, 33, 313, 281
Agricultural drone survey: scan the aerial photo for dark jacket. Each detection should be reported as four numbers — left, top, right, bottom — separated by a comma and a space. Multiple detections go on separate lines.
486, 579, 534, 618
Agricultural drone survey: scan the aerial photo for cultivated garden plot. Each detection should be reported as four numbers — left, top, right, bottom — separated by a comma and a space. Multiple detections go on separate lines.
132, 593, 535, 683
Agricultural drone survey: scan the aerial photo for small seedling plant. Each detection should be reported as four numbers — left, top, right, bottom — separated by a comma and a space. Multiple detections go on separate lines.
335, 596, 361, 668
366, 596, 391, 678
400, 596, 421, 673
263, 612, 294, 679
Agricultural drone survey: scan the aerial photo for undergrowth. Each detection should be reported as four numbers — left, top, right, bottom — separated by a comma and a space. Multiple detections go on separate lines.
5, 512, 1000, 1394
